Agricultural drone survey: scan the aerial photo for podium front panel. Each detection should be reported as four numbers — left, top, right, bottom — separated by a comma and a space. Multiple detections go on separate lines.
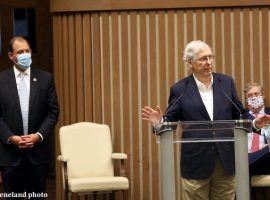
155, 120, 252, 200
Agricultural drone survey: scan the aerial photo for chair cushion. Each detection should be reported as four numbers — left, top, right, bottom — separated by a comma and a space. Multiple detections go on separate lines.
251, 175, 270, 187
69, 176, 129, 192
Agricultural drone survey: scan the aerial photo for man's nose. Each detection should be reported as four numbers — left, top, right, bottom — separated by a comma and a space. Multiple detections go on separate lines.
206, 57, 212, 64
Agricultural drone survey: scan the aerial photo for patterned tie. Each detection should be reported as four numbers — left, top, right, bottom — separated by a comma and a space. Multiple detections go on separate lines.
18, 73, 29, 134
250, 113, 259, 153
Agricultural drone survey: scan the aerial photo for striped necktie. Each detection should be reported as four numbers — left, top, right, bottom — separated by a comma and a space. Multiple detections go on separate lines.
18, 73, 29, 134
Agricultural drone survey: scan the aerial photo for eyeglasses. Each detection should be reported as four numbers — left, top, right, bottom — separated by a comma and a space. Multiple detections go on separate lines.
196, 55, 215, 63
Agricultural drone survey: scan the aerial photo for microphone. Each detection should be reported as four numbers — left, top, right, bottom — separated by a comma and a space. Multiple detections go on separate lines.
218, 78, 243, 120
163, 80, 188, 121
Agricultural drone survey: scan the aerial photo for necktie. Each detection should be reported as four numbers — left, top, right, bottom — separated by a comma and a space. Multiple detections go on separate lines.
250, 113, 260, 153
251, 133, 260, 153
18, 73, 29, 134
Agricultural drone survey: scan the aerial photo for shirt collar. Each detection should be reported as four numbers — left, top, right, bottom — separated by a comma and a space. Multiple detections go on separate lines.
13, 66, 31, 77
249, 106, 265, 116
193, 74, 213, 91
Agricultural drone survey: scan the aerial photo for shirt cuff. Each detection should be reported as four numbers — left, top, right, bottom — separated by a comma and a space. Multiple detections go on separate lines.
36, 132, 44, 142
7, 136, 12, 144
252, 119, 261, 132
153, 118, 164, 132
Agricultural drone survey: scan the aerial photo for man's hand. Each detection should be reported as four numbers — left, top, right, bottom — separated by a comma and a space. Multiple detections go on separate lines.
254, 114, 270, 129
10, 135, 24, 147
19, 134, 41, 149
10, 134, 41, 149
142, 106, 163, 125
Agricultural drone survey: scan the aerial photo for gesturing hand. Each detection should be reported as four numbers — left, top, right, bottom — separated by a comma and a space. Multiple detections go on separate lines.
142, 106, 163, 125
254, 114, 270, 129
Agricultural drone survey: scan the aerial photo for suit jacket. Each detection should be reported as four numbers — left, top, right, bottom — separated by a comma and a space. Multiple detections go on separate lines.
0, 67, 59, 166
249, 108, 270, 175
165, 73, 253, 179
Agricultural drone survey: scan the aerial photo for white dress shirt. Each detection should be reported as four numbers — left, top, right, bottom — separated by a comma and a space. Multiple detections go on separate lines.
193, 74, 214, 120
8, 66, 43, 142
14, 66, 30, 96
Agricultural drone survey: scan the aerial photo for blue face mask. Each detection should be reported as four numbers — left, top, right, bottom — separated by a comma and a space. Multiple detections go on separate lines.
17, 53, 32, 69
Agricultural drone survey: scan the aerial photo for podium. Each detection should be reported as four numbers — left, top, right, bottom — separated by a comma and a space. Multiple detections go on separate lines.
156, 120, 252, 200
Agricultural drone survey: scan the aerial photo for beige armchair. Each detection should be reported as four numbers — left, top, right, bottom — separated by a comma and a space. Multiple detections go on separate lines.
58, 122, 129, 200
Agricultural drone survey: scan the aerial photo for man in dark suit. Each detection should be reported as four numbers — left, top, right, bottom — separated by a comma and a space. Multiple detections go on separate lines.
245, 82, 270, 175
0, 37, 59, 199
142, 40, 270, 200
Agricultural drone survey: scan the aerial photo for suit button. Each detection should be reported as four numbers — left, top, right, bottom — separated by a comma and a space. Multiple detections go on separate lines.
211, 145, 215, 150
212, 131, 215, 135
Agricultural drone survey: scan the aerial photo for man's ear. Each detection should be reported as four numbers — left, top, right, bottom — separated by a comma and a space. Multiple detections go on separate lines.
8, 52, 14, 60
188, 60, 193, 68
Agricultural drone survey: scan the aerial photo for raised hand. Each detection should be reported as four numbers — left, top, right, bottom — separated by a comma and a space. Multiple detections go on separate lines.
142, 106, 163, 124
254, 114, 270, 129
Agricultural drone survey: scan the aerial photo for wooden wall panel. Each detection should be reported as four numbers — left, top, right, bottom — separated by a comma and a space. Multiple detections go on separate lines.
148, 11, 161, 200
50, 0, 270, 12
92, 13, 102, 123
261, 8, 270, 106
53, 6, 270, 200
233, 9, 243, 100
82, 13, 92, 122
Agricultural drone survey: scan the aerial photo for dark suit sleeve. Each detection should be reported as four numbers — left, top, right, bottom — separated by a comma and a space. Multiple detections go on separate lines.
0, 117, 14, 144
0, 72, 16, 143
37, 75, 59, 140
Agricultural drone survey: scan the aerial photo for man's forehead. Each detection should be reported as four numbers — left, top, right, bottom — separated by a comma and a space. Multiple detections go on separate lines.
247, 86, 261, 93
13, 40, 29, 50
197, 47, 212, 56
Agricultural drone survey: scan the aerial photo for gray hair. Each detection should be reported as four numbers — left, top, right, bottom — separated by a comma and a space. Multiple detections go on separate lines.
183, 40, 212, 62
244, 82, 263, 95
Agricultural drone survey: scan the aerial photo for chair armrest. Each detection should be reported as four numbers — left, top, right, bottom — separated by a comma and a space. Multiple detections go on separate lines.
112, 153, 127, 159
57, 155, 69, 162
112, 153, 127, 177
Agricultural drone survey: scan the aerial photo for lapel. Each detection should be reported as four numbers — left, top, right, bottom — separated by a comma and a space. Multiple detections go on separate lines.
212, 73, 224, 120
29, 68, 39, 114
185, 75, 211, 120
6, 69, 21, 110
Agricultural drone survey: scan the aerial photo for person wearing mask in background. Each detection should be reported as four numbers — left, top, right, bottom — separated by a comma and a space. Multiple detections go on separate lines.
0, 37, 59, 199
244, 82, 270, 175
142, 40, 270, 200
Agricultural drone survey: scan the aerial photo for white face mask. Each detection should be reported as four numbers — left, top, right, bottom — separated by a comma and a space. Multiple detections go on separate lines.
246, 95, 264, 109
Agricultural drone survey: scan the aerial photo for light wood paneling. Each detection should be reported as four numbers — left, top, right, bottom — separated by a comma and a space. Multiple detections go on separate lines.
53, 6, 270, 200
50, 0, 270, 12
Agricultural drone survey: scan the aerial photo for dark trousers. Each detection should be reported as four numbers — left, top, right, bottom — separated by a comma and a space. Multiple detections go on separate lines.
1, 156, 48, 200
